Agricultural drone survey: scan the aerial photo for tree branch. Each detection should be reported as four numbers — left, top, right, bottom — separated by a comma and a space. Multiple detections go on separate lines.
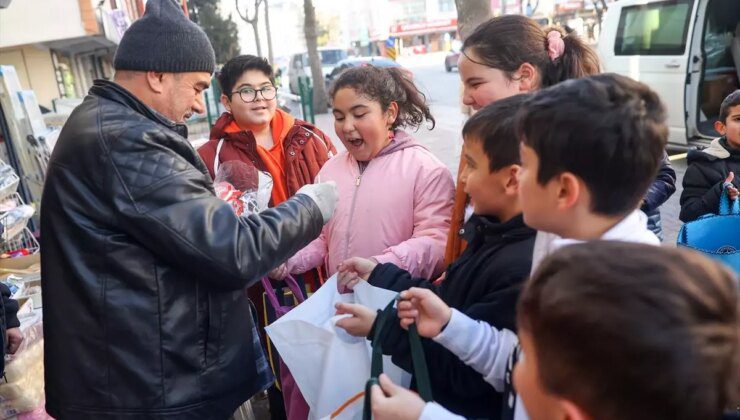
235, 0, 248, 22
235, 0, 262, 24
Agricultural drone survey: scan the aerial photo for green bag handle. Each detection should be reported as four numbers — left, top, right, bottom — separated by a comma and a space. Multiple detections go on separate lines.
363, 296, 433, 420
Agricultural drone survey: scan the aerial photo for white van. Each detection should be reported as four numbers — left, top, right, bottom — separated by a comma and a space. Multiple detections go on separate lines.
599, 0, 739, 146
288, 47, 348, 94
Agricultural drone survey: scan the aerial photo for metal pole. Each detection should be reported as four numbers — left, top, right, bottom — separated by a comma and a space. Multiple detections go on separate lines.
205, 91, 213, 130
299, 77, 308, 122
308, 80, 315, 124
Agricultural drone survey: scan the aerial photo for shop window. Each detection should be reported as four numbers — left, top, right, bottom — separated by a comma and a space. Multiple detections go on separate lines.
614, 0, 692, 56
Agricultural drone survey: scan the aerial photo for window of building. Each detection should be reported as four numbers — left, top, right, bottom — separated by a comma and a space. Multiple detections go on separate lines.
438, 0, 455, 13
402, 0, 427, 23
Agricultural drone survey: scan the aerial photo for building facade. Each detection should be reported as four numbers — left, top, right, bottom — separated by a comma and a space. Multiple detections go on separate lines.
0, 0, 143, 109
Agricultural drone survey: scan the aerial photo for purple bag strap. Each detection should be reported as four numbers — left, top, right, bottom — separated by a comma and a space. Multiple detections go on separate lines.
261, 274, 306, 317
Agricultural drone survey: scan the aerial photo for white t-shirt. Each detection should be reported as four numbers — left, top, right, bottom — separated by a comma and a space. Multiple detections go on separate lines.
530, 210, 659, 274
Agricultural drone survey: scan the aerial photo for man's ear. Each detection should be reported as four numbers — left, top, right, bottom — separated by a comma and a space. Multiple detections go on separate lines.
145, 71, 166, 95
556, 172, 581, 211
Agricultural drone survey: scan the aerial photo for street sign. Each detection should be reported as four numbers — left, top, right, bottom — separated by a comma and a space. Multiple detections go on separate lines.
385, 37, 397, 61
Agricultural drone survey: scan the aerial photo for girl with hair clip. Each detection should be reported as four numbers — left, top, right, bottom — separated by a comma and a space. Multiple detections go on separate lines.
446, 15, 601, 264
273, 66, 455, 281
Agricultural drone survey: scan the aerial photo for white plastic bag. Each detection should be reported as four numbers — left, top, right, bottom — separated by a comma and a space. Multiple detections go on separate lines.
265, 275, 411, 420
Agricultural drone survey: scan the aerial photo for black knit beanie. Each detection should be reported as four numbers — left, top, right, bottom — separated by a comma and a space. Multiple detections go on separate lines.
114, 0, 215, 73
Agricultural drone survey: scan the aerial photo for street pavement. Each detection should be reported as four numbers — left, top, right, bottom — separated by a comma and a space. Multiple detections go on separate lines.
314, 51, 687, 245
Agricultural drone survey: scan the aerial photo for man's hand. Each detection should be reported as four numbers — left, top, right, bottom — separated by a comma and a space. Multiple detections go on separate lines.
268, 263, 288, 281
334, 302, 376, 337
724, 172, 739, 200
336, 257, 377, 293
370, 373, 426, 420
397, 287, 452, 338
295, 181, 338, 223
6, 328, 23, 355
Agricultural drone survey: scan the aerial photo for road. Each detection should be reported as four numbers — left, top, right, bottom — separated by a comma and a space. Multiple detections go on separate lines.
315, 52, 687, 244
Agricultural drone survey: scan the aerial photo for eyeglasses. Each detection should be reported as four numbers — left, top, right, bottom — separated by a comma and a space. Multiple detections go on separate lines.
231, 86, 277, 103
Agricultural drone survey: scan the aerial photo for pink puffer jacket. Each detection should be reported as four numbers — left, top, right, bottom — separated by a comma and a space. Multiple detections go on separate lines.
285, 130, 455, 279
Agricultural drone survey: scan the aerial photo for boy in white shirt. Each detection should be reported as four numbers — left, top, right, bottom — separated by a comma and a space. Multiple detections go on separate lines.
371, 243, 739, 420
517, 74, 664, 271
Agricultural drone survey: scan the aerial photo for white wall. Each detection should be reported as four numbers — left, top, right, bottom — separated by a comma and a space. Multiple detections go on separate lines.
0, 0, 86, 48
0, 45, 59, 109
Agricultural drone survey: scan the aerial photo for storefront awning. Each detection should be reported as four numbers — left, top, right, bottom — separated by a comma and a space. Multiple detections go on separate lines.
44, 35, 116, 56
390, 18, 457, 37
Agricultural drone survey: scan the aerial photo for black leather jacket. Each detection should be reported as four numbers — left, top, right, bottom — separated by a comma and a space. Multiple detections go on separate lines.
40, 80, 323, 419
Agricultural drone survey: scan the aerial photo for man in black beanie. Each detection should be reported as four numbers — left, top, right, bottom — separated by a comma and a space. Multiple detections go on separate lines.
40, 0, 337, 418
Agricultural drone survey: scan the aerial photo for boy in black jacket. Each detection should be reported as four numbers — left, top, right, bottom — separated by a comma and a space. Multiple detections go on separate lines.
333, 95, 536, 419
680, 90, 740, 222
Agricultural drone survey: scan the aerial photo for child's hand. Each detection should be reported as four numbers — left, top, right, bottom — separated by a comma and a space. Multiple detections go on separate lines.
334, 302, 376, 337
370, 373, 426, 420
398, 287, 452, 338
6, 327, 23, 354
337, 257, 378, 293
267, 263, 288, 281
724, 172, 739, 200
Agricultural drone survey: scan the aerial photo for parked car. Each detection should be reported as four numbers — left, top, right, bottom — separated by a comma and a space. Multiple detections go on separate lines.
288, 47, 348, 94
598, 0, 739, 146
445, 50, 460, 72
324, 56, 413, 90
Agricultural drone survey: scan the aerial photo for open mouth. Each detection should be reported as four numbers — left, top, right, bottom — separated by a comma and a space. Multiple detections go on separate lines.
251, 106, 269, 112
346, 137, 364, 148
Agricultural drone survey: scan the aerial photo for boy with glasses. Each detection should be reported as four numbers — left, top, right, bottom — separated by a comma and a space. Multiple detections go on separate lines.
197, 54, 337, 417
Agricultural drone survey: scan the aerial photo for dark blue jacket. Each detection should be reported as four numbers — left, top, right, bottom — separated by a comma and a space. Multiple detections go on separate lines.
641, 151, 677, 240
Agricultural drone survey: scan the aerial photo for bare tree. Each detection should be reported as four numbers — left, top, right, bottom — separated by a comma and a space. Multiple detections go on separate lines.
236, 0, 263, 57
592, 0, 609, 34
454, 0, 491, 115
521, 0, 541, 16
264, 0, 274, 64
303, 0, 328, 113
454, 0, 491, 40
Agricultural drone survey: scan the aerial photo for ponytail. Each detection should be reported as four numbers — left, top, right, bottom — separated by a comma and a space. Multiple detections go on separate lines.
462, 15, 601, 89
541, 25, 601, 87
330, 66, 435, 130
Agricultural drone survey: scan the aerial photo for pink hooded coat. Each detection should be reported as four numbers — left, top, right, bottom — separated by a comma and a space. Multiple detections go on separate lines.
286, 130, 455, 279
